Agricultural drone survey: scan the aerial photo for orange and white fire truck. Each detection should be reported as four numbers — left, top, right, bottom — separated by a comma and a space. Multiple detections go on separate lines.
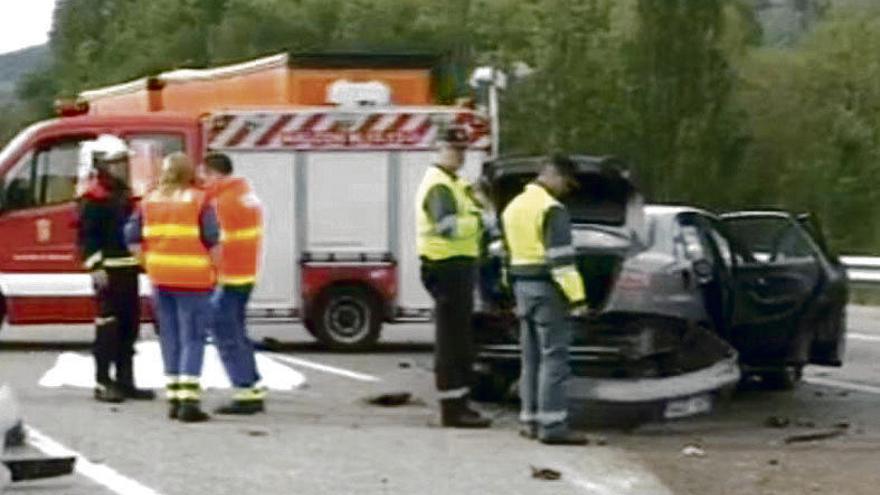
0, 53, 491, 349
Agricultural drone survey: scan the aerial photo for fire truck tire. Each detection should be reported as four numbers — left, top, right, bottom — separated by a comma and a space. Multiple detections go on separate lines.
312, 286, 382, 351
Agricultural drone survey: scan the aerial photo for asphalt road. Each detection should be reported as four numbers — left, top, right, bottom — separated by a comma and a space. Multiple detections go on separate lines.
2, 306, 880, 494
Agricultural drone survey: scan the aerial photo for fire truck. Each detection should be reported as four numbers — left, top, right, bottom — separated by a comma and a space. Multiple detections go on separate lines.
0, 53, 491, 349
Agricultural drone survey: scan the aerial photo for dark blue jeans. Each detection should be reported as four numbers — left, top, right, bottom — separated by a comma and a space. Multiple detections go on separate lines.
210, 286, 260, 388
153, 289, 211, 379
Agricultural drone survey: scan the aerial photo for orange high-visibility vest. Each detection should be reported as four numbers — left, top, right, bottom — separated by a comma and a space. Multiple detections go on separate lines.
142, 187, 215, 290
210, 177, 263, 286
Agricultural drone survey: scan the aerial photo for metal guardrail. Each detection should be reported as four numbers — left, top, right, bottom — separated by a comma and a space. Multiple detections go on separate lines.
841, 256, 880, 287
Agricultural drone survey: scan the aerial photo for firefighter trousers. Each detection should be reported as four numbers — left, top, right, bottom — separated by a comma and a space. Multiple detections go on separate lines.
93, 267, 140, 387
210, 286, 260, 388
420, 258, 477, 400
153, 289, 210, 379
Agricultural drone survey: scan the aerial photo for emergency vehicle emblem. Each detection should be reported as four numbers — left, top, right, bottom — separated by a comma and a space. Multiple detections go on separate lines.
36, 218, 52, 244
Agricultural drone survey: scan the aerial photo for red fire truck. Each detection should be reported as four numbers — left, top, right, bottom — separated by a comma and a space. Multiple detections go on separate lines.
0, 53, 491, 349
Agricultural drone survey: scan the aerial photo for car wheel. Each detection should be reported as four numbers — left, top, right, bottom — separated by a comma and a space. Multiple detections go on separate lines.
312, 286, 382, 351
760, 365, 803, 390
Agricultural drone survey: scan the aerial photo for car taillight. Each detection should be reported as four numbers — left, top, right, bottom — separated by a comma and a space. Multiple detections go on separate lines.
617, 270, 651, 290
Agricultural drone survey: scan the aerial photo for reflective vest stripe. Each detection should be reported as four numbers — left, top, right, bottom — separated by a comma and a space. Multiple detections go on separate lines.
218, 274, 258, 285
144, 224, 201, 238
221, 226, 262, 242
144, 253, 212, 268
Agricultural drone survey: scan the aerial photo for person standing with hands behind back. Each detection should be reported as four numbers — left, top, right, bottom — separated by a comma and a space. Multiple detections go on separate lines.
502, 154, 589, 445
126, 152, 219, 422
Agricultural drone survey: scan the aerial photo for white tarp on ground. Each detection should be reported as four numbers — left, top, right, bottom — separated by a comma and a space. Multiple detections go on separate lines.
38, 341, 305, 391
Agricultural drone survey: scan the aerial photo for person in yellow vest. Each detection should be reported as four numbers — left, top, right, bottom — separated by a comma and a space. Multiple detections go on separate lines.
501, 154, 589, 445
201, 152, 266, 415
126, 152, 219, 422
415, 126, 491, 428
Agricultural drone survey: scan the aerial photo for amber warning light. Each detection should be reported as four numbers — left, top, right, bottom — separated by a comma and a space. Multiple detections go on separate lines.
55, 99, 90, 117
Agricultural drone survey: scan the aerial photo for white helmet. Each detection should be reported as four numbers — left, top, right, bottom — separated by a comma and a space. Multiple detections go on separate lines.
76, 135, 131, 195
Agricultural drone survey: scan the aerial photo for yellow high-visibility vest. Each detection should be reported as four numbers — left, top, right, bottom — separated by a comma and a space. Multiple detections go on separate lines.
502, 183, 586, 304
415, 166, 481, 260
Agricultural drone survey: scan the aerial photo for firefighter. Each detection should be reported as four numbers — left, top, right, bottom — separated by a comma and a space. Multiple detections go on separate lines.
201, 152, 266, 415
126, 152, 219, 422
415, 126, 491, 428
77, 135, 155, 403
501, 154, 589, 445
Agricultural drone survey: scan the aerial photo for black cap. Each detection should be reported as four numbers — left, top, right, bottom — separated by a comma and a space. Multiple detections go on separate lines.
438, 125, 469, 149
550, 153, 579, 183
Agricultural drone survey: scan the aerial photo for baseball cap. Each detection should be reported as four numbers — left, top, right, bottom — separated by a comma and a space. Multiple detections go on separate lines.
438, 125, 469, 149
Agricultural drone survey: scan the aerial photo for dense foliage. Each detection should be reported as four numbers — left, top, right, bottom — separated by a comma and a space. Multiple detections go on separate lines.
5, 0, 880, 253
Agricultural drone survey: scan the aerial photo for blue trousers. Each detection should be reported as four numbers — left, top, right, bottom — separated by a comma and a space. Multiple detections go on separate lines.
513, 279, 572, 431
210, 286, 260, 388
154, 289, 211, 378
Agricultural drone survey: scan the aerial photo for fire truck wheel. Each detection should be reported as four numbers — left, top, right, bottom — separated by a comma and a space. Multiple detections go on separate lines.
312, 286, 382, 351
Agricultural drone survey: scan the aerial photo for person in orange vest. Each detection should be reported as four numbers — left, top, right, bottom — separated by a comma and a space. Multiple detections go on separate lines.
201, 152, 266, 415
125, 152, 219, 422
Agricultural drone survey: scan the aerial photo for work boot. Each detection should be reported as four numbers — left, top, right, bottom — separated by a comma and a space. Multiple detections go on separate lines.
538, 426, 588, 446
519, 421, 538, 440
440, 399, 491, 428
214, 400, 265, 415
94, 382, 125, 403
119, 384, 156, 401
177, 401, 210, 423
461, 401, 492, 423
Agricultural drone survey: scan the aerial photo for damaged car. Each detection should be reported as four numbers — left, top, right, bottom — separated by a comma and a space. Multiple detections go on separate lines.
472, 155, 848, 425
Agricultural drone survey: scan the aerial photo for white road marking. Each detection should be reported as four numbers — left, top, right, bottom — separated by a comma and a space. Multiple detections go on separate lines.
39, 341, 306, 390
805, 376, 880, 395
848, 333, 880, 343
266, 353, 381, 382
25, 426, 163, 495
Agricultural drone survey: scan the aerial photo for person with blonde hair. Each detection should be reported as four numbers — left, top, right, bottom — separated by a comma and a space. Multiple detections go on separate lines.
126, 152, 219, 422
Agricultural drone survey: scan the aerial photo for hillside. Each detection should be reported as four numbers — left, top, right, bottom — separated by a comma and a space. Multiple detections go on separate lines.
0, 44, 51, 100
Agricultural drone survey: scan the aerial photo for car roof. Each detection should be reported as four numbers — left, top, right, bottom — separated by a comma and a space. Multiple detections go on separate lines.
482, 154, 629, 180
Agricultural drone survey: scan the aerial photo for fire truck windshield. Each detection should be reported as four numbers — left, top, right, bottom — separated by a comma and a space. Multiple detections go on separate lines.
0, 121, 52, 168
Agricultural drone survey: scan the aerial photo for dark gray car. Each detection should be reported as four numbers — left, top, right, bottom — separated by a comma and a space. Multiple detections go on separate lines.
473, 155, 847, 423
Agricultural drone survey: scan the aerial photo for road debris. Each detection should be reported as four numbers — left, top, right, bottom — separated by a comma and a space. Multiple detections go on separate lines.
681, 445, 706, 458
768, 459, 780, 466
244, 428, 270, 437
764, 416, 791, 428
794, 418, 816, 428
364, 392, 413, 407
783, 428, 846, 444
530, 466, 562, 481
834, 421, 851, 430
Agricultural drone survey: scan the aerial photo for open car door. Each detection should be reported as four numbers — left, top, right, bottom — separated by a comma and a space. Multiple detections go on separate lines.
720, 212, 824, 368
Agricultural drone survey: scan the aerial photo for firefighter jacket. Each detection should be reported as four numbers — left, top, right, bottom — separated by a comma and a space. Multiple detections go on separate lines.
129, 187, 219, 291
501, 183, 586, 306
77, 175, 140, 271
415, 165, 482, 261
208, 176, 264, 287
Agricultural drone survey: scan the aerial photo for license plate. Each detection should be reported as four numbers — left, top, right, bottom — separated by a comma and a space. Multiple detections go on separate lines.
664, 394, 713, 419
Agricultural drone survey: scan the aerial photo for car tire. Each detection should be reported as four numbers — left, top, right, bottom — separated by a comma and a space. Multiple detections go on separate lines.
760, 365, 803, 390
311, 286, 382, 351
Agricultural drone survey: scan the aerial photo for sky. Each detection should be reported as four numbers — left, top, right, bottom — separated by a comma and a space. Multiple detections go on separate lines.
0, 0, 55, 55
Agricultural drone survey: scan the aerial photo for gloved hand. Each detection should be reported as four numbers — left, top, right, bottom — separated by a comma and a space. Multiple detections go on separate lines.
90, 269, 109, 290
570, 303, 592, 319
